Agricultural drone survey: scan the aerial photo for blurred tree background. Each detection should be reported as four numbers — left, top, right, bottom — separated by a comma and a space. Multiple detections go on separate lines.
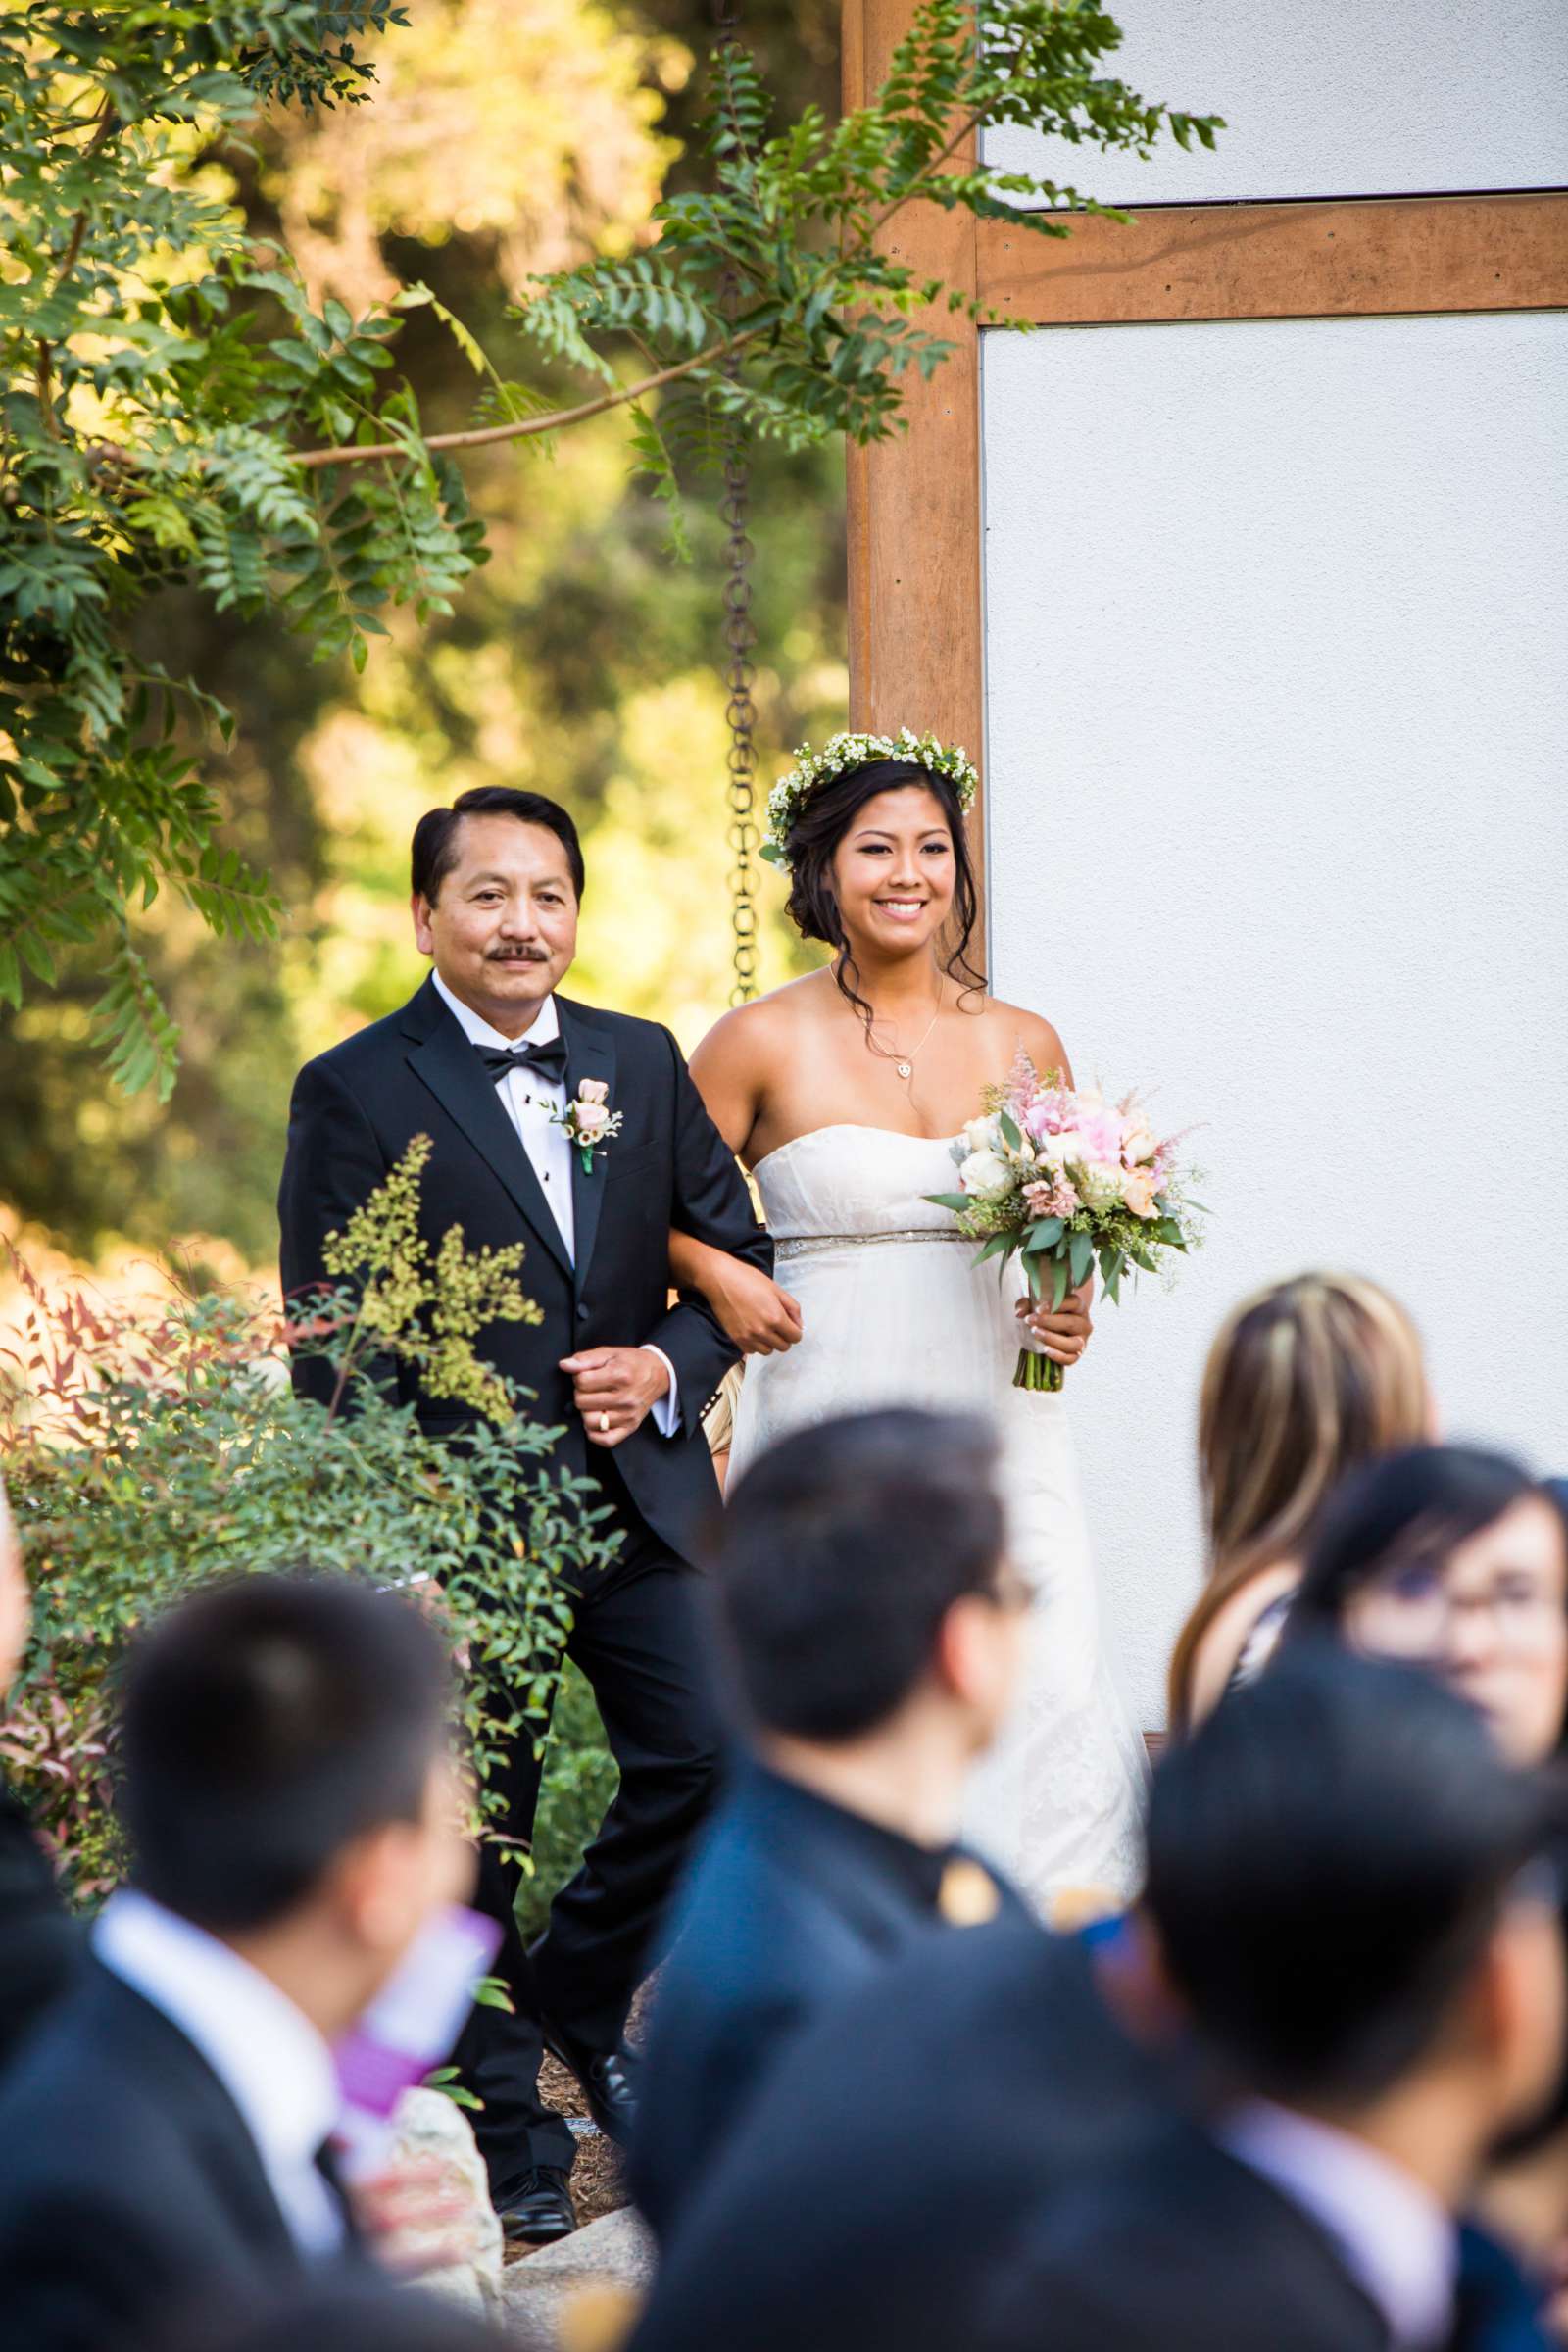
0, 0, 845, 1279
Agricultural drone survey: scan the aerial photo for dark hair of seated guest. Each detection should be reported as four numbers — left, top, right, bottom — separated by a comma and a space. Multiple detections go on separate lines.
708, 1405, 1007, 1740
118, 1573, 454, 1933
1144, 1646, 1558, 2107
1288, 1444, 1548, 1632
1283, 1444, 1568, 1762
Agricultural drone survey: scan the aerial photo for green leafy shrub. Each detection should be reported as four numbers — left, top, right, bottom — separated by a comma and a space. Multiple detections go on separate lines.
0, 1137, 620, 1901
519, 1658, 620, 1944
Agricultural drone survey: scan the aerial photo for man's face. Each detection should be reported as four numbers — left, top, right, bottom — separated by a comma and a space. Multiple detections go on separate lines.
412, 812, 578, 1036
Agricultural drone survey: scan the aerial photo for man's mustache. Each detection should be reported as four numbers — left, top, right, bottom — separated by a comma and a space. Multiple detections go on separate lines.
485, 946, 551, 961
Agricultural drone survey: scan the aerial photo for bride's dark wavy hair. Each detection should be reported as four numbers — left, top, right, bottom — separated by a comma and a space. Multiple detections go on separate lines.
782, 758, 987, 1028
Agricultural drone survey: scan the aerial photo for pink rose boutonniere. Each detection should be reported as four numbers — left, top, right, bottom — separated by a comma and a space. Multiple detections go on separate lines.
553, 1077, 623, 1175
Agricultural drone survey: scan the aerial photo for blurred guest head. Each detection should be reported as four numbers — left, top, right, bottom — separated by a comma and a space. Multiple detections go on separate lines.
120, 1574, 472, 2034
1288, 1446, 1568, 1765
1142, 1649, 1565, 2179
1168, 1272, 1432, 1731
710, 1409, 1025, 1833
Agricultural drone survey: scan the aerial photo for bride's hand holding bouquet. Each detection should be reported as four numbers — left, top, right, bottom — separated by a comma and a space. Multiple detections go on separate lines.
929, 1055, 1204, 1393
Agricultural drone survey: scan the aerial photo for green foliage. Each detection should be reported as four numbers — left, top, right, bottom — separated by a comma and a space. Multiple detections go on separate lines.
517, 1658, 619, 1945
0, 1139, 621, 1901
0, 0, 1218, 1097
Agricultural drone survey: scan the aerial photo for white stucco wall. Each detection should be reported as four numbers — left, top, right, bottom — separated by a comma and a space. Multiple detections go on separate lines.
981, 309, 1568, 1727
984, 0, 1568, 208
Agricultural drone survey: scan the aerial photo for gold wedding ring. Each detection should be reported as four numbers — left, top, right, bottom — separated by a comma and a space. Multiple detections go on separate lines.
598, 1409, 611, 1433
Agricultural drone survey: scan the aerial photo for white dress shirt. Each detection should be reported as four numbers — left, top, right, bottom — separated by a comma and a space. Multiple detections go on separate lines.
94, 1889, 345, 2257
431, 970, 678, 1434
1219, 2099, 1457, 2349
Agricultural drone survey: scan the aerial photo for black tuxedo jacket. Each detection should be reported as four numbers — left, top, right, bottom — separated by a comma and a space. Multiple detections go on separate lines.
0, 1959, 362, 2352
278, 978, 770, 1560
627, 1921, 1174, 2352
976, 2117, 1391, 2352
628, 1761, 1029, 2242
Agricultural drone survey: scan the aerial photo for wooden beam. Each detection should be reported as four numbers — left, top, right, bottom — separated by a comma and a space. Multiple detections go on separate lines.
844, 0, 985, 819
978, 190, 1568, 326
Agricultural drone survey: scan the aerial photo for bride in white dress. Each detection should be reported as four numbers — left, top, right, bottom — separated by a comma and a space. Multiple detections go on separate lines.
670, 732, 1145, 1905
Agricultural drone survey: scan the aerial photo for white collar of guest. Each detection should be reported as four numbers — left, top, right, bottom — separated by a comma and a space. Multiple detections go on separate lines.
431, 966, 561, 1055
1219, 2097, 1458, 2349
94, 1888, 342, 2244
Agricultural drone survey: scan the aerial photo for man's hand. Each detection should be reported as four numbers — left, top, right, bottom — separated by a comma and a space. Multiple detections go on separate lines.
352, 2152, 475, 2278
561, 1346, 671, 1448
1014, 1280, 1094, 1369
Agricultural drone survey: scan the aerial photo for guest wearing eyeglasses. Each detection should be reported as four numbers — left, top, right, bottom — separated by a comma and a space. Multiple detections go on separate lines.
1286, 1446, 1568, 1766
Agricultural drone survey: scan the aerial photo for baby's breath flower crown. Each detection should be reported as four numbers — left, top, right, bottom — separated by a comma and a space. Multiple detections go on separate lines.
760, 727, 979, 871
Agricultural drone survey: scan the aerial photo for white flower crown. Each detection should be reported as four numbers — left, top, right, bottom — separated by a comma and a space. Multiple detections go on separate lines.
760, 727, 979, 871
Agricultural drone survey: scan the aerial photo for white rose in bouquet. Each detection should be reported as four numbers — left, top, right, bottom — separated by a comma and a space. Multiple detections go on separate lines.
958, 1148, 1013, 1200
1078, 1159, 1128, 1209
962, 1113, 1003, 1155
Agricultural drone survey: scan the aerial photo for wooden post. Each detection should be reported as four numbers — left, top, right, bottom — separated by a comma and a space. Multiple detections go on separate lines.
843, 0, 986, 819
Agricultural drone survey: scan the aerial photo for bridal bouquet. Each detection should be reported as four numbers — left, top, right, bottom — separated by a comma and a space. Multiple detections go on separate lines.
928, 1056, 1203, 1393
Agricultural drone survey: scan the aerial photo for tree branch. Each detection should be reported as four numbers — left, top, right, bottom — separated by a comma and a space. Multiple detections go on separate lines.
52, 100, 119, 298
288, 327, 761, 470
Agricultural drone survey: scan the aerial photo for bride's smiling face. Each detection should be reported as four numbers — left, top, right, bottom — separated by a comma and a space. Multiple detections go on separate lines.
830, 785, 956, 959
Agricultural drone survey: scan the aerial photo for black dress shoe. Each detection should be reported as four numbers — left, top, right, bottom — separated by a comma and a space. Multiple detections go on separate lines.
499, 2166, 576, 2245
538, 2018, 638, 2145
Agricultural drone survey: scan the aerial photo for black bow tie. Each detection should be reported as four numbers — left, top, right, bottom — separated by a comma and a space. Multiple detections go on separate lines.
474, 1036, 569, 1087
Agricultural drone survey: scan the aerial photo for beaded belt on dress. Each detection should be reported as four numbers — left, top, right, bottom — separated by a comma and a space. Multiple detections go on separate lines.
774, 1228, 968, 1261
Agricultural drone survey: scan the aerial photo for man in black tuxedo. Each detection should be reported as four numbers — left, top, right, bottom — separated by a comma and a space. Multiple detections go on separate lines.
0, 1575, 471, 2352
277, 785, 770, 2241
628, 1407, 1032, 2244
975, 1654, 1568, 2352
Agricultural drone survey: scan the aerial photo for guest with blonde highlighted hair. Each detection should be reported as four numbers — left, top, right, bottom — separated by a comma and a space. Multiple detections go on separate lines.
1166, 1273, 1433, 1734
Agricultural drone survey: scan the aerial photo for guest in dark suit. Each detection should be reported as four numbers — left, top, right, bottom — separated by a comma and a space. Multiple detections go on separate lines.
277, 785, 771, 2241
625, 1914, 1172, 2352
976, 1652, 1568, 2352
158, 2279, 505, 2352
628, 1408, 1032, 2241
0, 1575, 473, 2352
0, 1478, 80, 2072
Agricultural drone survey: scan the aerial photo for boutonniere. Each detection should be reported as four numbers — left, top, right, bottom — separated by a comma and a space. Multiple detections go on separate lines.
553, 1078, 623, 1174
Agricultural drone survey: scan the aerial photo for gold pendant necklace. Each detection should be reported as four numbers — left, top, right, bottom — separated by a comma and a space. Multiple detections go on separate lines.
871, 979, 943, 1083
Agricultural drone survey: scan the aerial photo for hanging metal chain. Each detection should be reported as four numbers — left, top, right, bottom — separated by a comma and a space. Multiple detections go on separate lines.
712, 0, 760, 1005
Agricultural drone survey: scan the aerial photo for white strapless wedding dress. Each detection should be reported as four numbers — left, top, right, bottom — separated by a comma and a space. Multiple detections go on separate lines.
729, 1123, 1146, 1909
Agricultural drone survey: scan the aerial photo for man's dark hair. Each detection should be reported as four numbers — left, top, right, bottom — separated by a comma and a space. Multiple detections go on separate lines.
119, 1574, 454, 1933
1146, 1645, 1557, 2105
411, 785, 585, 906
710, 1407, 1008, 1740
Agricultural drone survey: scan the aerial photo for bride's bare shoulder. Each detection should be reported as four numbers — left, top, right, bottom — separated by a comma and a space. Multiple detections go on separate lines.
968, 992, 1071, 1078
691, 970, 831, 1077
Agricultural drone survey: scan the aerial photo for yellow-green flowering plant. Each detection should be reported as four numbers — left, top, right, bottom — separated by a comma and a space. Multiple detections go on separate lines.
1, 1138, 617, 1903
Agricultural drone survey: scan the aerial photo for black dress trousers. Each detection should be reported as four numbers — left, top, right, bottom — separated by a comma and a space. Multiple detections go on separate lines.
454, 1456, 722, 2191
